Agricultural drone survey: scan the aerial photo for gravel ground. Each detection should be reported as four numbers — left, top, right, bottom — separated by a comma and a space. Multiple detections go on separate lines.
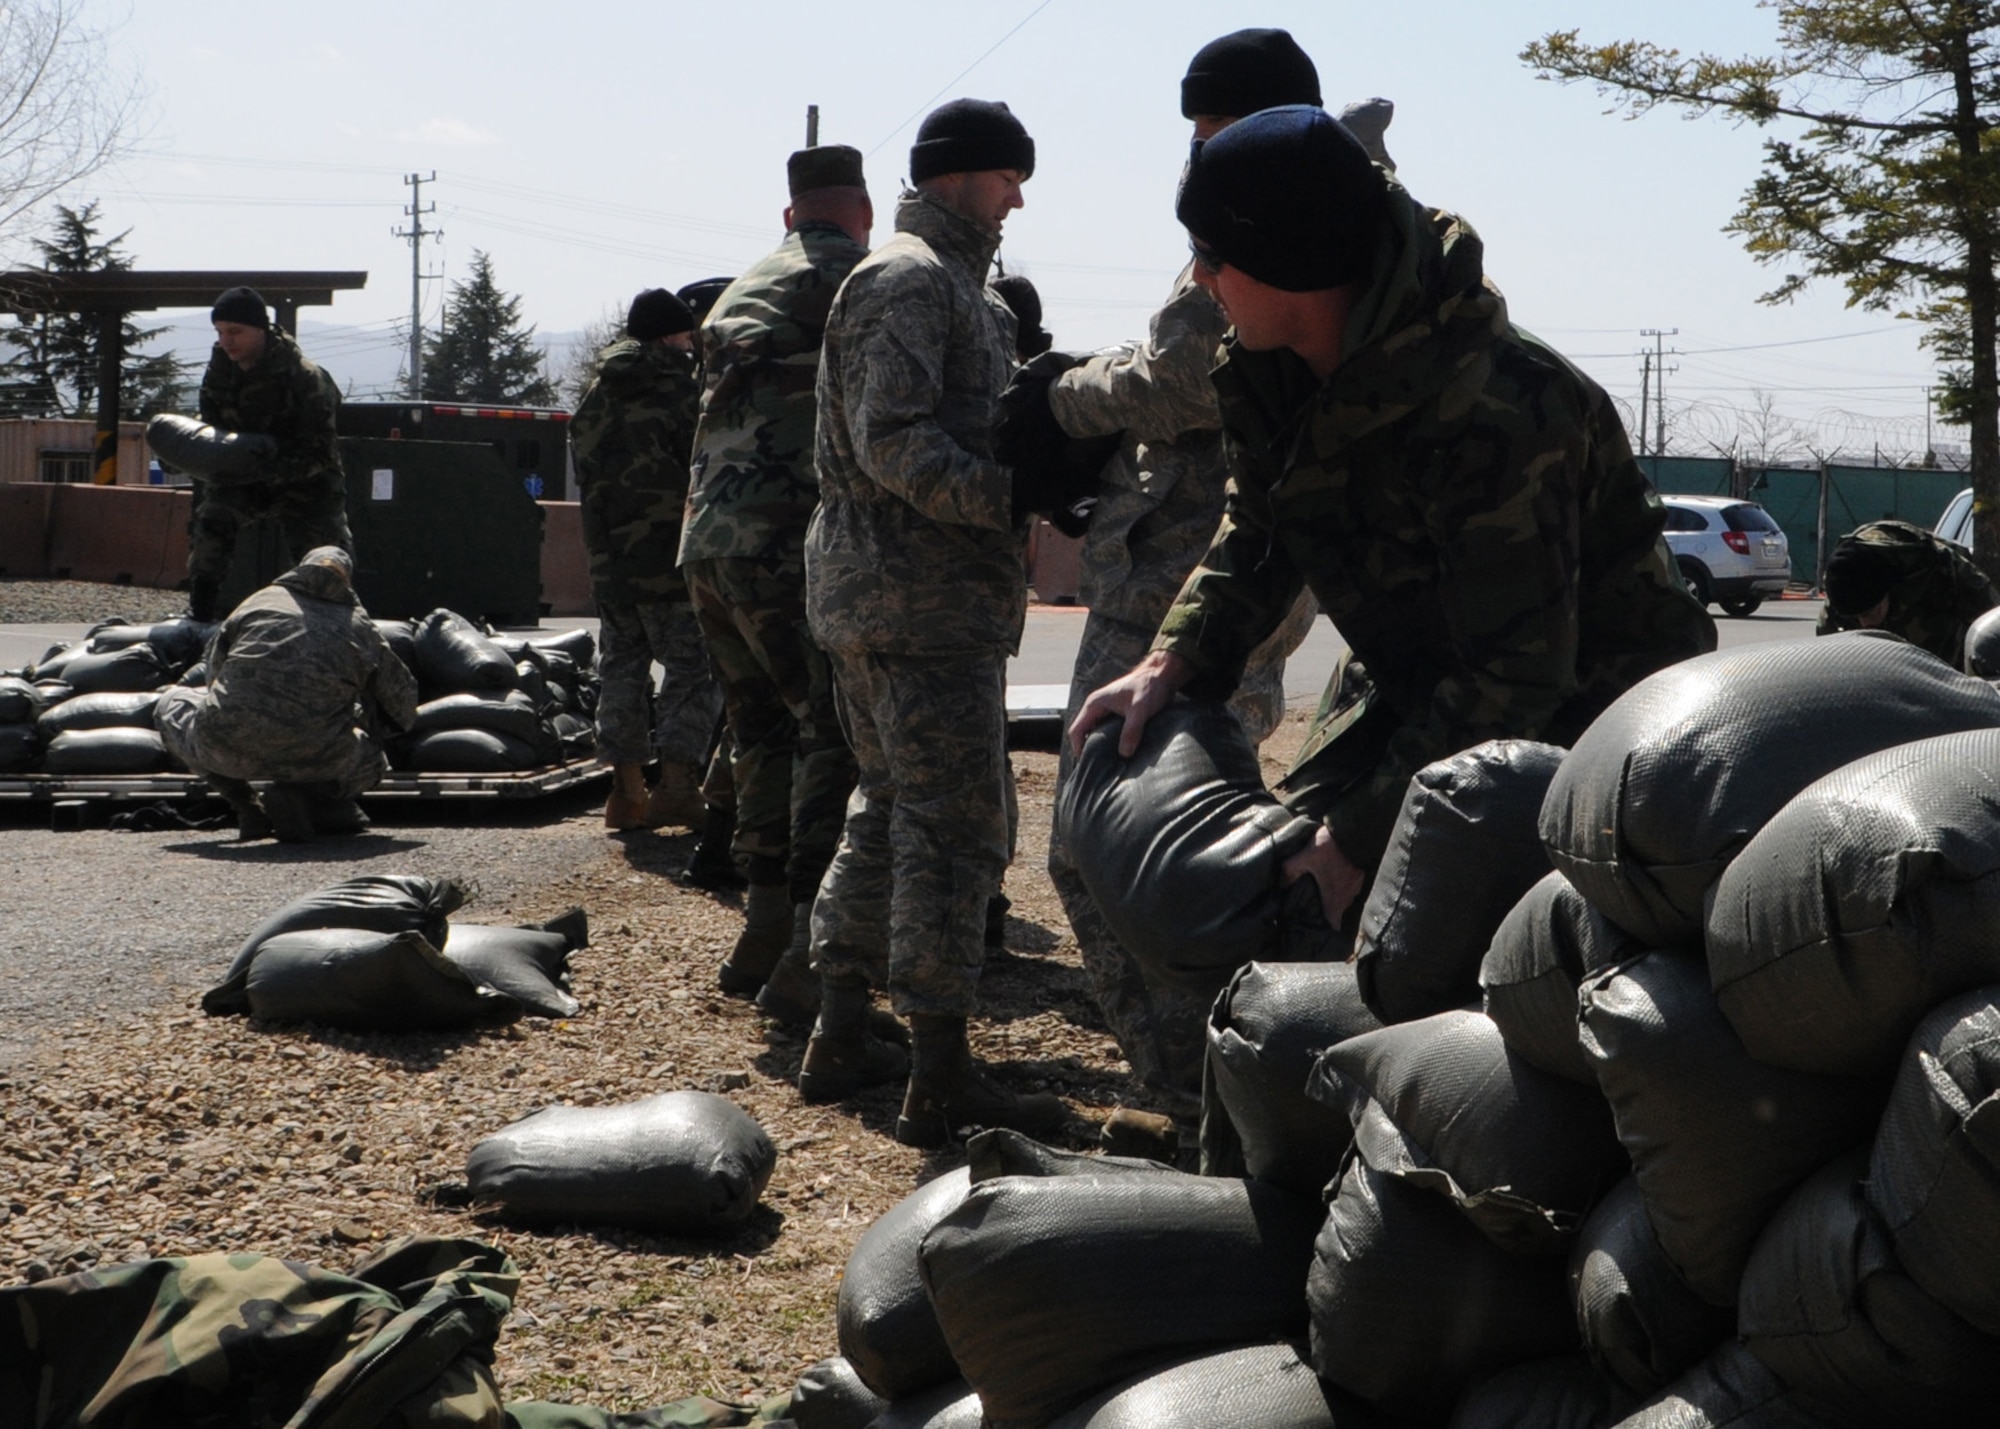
0, 578, 189, 625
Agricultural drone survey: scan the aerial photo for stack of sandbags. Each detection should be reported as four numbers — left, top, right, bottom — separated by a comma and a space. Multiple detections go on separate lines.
0, 675, 47, 773
7, 617, 217, 775
390, 610, 597, 771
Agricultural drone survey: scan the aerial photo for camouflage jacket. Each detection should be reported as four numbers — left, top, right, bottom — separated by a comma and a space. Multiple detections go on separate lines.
1816, 518, 2000, 666
571, 337, 701, 604
197, 328, 343, 488
1156, 177, 1716, 865
807, 192, 1025, 656
682, 219, 869, 573
0, 1235, 517, 1426
1049, 266, 1231, 627
196, 558, 419, 778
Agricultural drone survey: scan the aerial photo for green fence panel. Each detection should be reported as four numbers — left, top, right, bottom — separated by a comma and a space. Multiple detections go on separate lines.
1641, 455, 1734, 498
1824, 465, 1964, 538
1746, 467, 1824, 585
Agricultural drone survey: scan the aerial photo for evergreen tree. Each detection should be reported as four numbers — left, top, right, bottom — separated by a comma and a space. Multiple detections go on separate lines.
421, 249, 558, 406
0, 199, 188, 418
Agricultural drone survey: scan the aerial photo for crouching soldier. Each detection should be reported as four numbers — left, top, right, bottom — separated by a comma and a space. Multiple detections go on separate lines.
1818, 518, 2000, 668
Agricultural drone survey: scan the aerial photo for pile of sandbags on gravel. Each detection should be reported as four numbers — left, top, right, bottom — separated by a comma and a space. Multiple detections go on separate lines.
387, 610, 597, 772
0, 616, 217, 775
200, 874, 585, 1030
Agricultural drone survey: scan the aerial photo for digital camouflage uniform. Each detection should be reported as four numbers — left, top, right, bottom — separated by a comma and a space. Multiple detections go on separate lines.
1815, 518, 2000, 668
189, 328, 351, 592
1044, 267, 1314, 1130
807, 191, 1023, 1017
683, 220, 867, 900
155, 552, 417, 800
571, 336, 721, 769
1156, 174, 1717, 870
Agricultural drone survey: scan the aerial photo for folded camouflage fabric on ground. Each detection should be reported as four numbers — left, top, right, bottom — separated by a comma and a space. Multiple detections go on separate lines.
503, 1396, 793, 1427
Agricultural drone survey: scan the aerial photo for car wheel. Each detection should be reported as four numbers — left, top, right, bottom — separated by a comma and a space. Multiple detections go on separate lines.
1678, 560, 1711, 607
1720, 596, 1763, 618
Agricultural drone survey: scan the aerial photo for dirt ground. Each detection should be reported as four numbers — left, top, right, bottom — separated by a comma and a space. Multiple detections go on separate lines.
0, 709, 1313, 1412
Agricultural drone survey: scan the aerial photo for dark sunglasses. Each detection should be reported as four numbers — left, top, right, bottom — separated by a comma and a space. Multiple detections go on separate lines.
1189, 240, 1226, 275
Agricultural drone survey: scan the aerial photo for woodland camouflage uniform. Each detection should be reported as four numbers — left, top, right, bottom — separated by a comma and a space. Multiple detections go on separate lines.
571, 336, 721, 769
1157, 174, 1717, 870
683, 219, 866, 899
806, 190, 1022, 1016
1816, 518, 2000, 668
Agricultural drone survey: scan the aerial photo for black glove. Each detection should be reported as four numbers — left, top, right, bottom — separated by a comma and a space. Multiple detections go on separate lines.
996, 352, 1124, 536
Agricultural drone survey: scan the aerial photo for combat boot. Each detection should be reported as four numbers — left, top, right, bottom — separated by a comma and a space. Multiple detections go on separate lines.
680, 804, 747, 891
259, 784, 318, 844
645, 760, 705, 829
797, 976, 908, 1103
207, 774, 269, 840
604, 763, 649, 831
1099, 1107, 1178, 1164
717, 883, 793, 996
310, 790, 371, 836
753, 907, 821, 1028
896, 1014, 1067, 1149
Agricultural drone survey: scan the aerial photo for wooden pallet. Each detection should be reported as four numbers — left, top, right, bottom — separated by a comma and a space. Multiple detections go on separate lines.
0, 761, 609, 804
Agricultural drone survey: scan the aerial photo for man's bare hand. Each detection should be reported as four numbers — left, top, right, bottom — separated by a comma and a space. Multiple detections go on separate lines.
1282, 825, 1366, 929
1068, 650, 1195, 758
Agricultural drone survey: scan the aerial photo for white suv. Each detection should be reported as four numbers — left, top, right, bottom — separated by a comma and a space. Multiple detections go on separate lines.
1936, 487, 1974, 550
1661, 495, 1792, 617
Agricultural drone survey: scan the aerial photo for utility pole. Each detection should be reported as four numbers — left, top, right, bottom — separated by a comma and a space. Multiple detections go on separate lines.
1641, 327, 1678, 458
394, 172, 442, 400
806, 104, 819, 146
1638, 348, 1652, 458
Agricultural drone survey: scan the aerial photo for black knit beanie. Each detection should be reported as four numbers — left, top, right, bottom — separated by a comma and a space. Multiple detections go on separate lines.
909, 99, 1035, 183
1180, 28, 1321, 119
1823, 540, 1896, 616
626, 288, 695, 341
1176, 105, 1386, 292
210, 286, 269, 329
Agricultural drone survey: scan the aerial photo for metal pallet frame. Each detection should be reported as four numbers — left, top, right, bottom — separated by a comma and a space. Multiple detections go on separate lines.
0, 760, 608, 804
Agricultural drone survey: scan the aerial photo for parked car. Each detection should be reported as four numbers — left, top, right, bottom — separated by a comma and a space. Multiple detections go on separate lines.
1661, 495, 1791, 617
1936, 487, 1974, 550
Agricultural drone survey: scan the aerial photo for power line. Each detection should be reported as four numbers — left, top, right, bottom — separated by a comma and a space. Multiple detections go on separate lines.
866, 0, 1059, 161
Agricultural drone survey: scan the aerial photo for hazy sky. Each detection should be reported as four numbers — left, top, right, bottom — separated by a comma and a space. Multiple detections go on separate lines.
15, 1, 1955, 461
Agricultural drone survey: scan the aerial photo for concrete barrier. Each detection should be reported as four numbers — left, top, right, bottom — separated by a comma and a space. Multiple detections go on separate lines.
0, 483, 190, 587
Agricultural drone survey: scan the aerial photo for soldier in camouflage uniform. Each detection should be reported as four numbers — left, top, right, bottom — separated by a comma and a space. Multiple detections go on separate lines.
682, 145, 871, 1005
571, 287, 722, 832
186, 285, 350, 621
155, 545, 417, 842
802, 99, 1073, 1149
1817, 517, 2000, 667
1076, 104, 1716, 939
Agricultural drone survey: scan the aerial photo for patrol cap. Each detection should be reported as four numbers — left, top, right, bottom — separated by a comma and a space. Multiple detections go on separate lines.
210, 285, 270, 330
910, 99, 1034, 182
626, 288, 695, 341
1180, 28, 1321, 119
1176, 105, 1386, 293
788, 144, 866, 197
676, 277, 734, 324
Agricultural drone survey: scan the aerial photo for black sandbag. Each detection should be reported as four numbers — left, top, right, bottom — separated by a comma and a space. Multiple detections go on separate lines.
145, 411, 277, 475
0, 723, 34, 772
82, 620, 151, 651
412, 608, 517, 695
26, 641, 81, 680
406, 727, 546, 772
514, 658, 556, 711
1576, 951, 1887, 1309
51, 643, 171, 696
465, 1090, 776, 1234
788, 1356, 888, 1429
838, 1168, 972, 1399
374, 618, 419, 672
1449, 1356, 1637, 1429
1353, 740, 1564, 1024
203, 873, 470, 1015
919, 1172, 1323, 1429
1608, 1341, 1841, 1429
36, 690, 159, 737
1737, 1150, 2000, 1427
42, 727, 168, 774
1571, 1177, 1736, 1396
1864, 987, 2000, 1337
144, 617, 215, 671
551, 711, 594, 753
531, 627, 597, 671
243, 928, 521, 1031
1203, 961, 1383, 1194
441, 920, 582, 1018
870, 1379, 982, 1429
1539, 632, 2000, 946
1310, 1009, 1625, 1254
532, 646, 582, 695
965, 1127, 1172, 1181
0, 675, 47, 724
1966, 604, 2000, 679
1706, 729, 2000, 1077
1309, 1156, 1577, 1421
1056, 702, 1333, 996
1046, 1341, 1366, 1429
1481, 871, 1641, 1085
32, 679, 72, 705
409, 690, 550, 744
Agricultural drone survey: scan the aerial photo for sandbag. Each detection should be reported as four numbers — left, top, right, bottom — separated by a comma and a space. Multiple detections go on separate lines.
838, 1168, 971, 1399
42, 727, 168, 774
465, 1091, 776, 1234
788, 1356, 888, 1429
1570, 1177, 1735, 1396
919, 1172, 1322, 1429
27, 641, 82, 680
405, 727, 547, 772
531, 627, 597, 671
551, 711, 594, 754
964, 1127, 1172, 1181
1311, 1009, 1625, 1254
1045, 1341, 1355, 1429
1353, 740, 1564, 1024
1202, 960, 1382, 1194
1737, 1150, 2000, 1427
1308, 1157, 1577, 1421
412, 609, 517, 695
36, 690, 160, 737
145, 616, 216, 671
1963, 603, 2000, 678
203, 874, 470, 1015
1449, 1356, 1636, 1429
0, 675, 47, 724
409, 690, 548, 743
1481, 871, 1641, 1085
0, 723, 34, 772
146, 411, 278, 476
244, 928, 521, 1031
869, 1379, 982, 1429
1864, 987, 2000, 1337
1576, 951, 1886, 1308
1707, 729, 2000, 1076
374, 619, 419, 672
1608, 1341, 1840, 1429
1056, 702, 1333, 996
514, 659, 556, 712
82, 620, 151, 650
441, 918, 582, 1019
1539, 632, 2000, 945
51, 643, 171, 696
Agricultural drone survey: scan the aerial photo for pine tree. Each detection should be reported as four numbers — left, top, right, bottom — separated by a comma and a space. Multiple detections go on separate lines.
420, 249, 558, 406
0, 199, 188, 418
